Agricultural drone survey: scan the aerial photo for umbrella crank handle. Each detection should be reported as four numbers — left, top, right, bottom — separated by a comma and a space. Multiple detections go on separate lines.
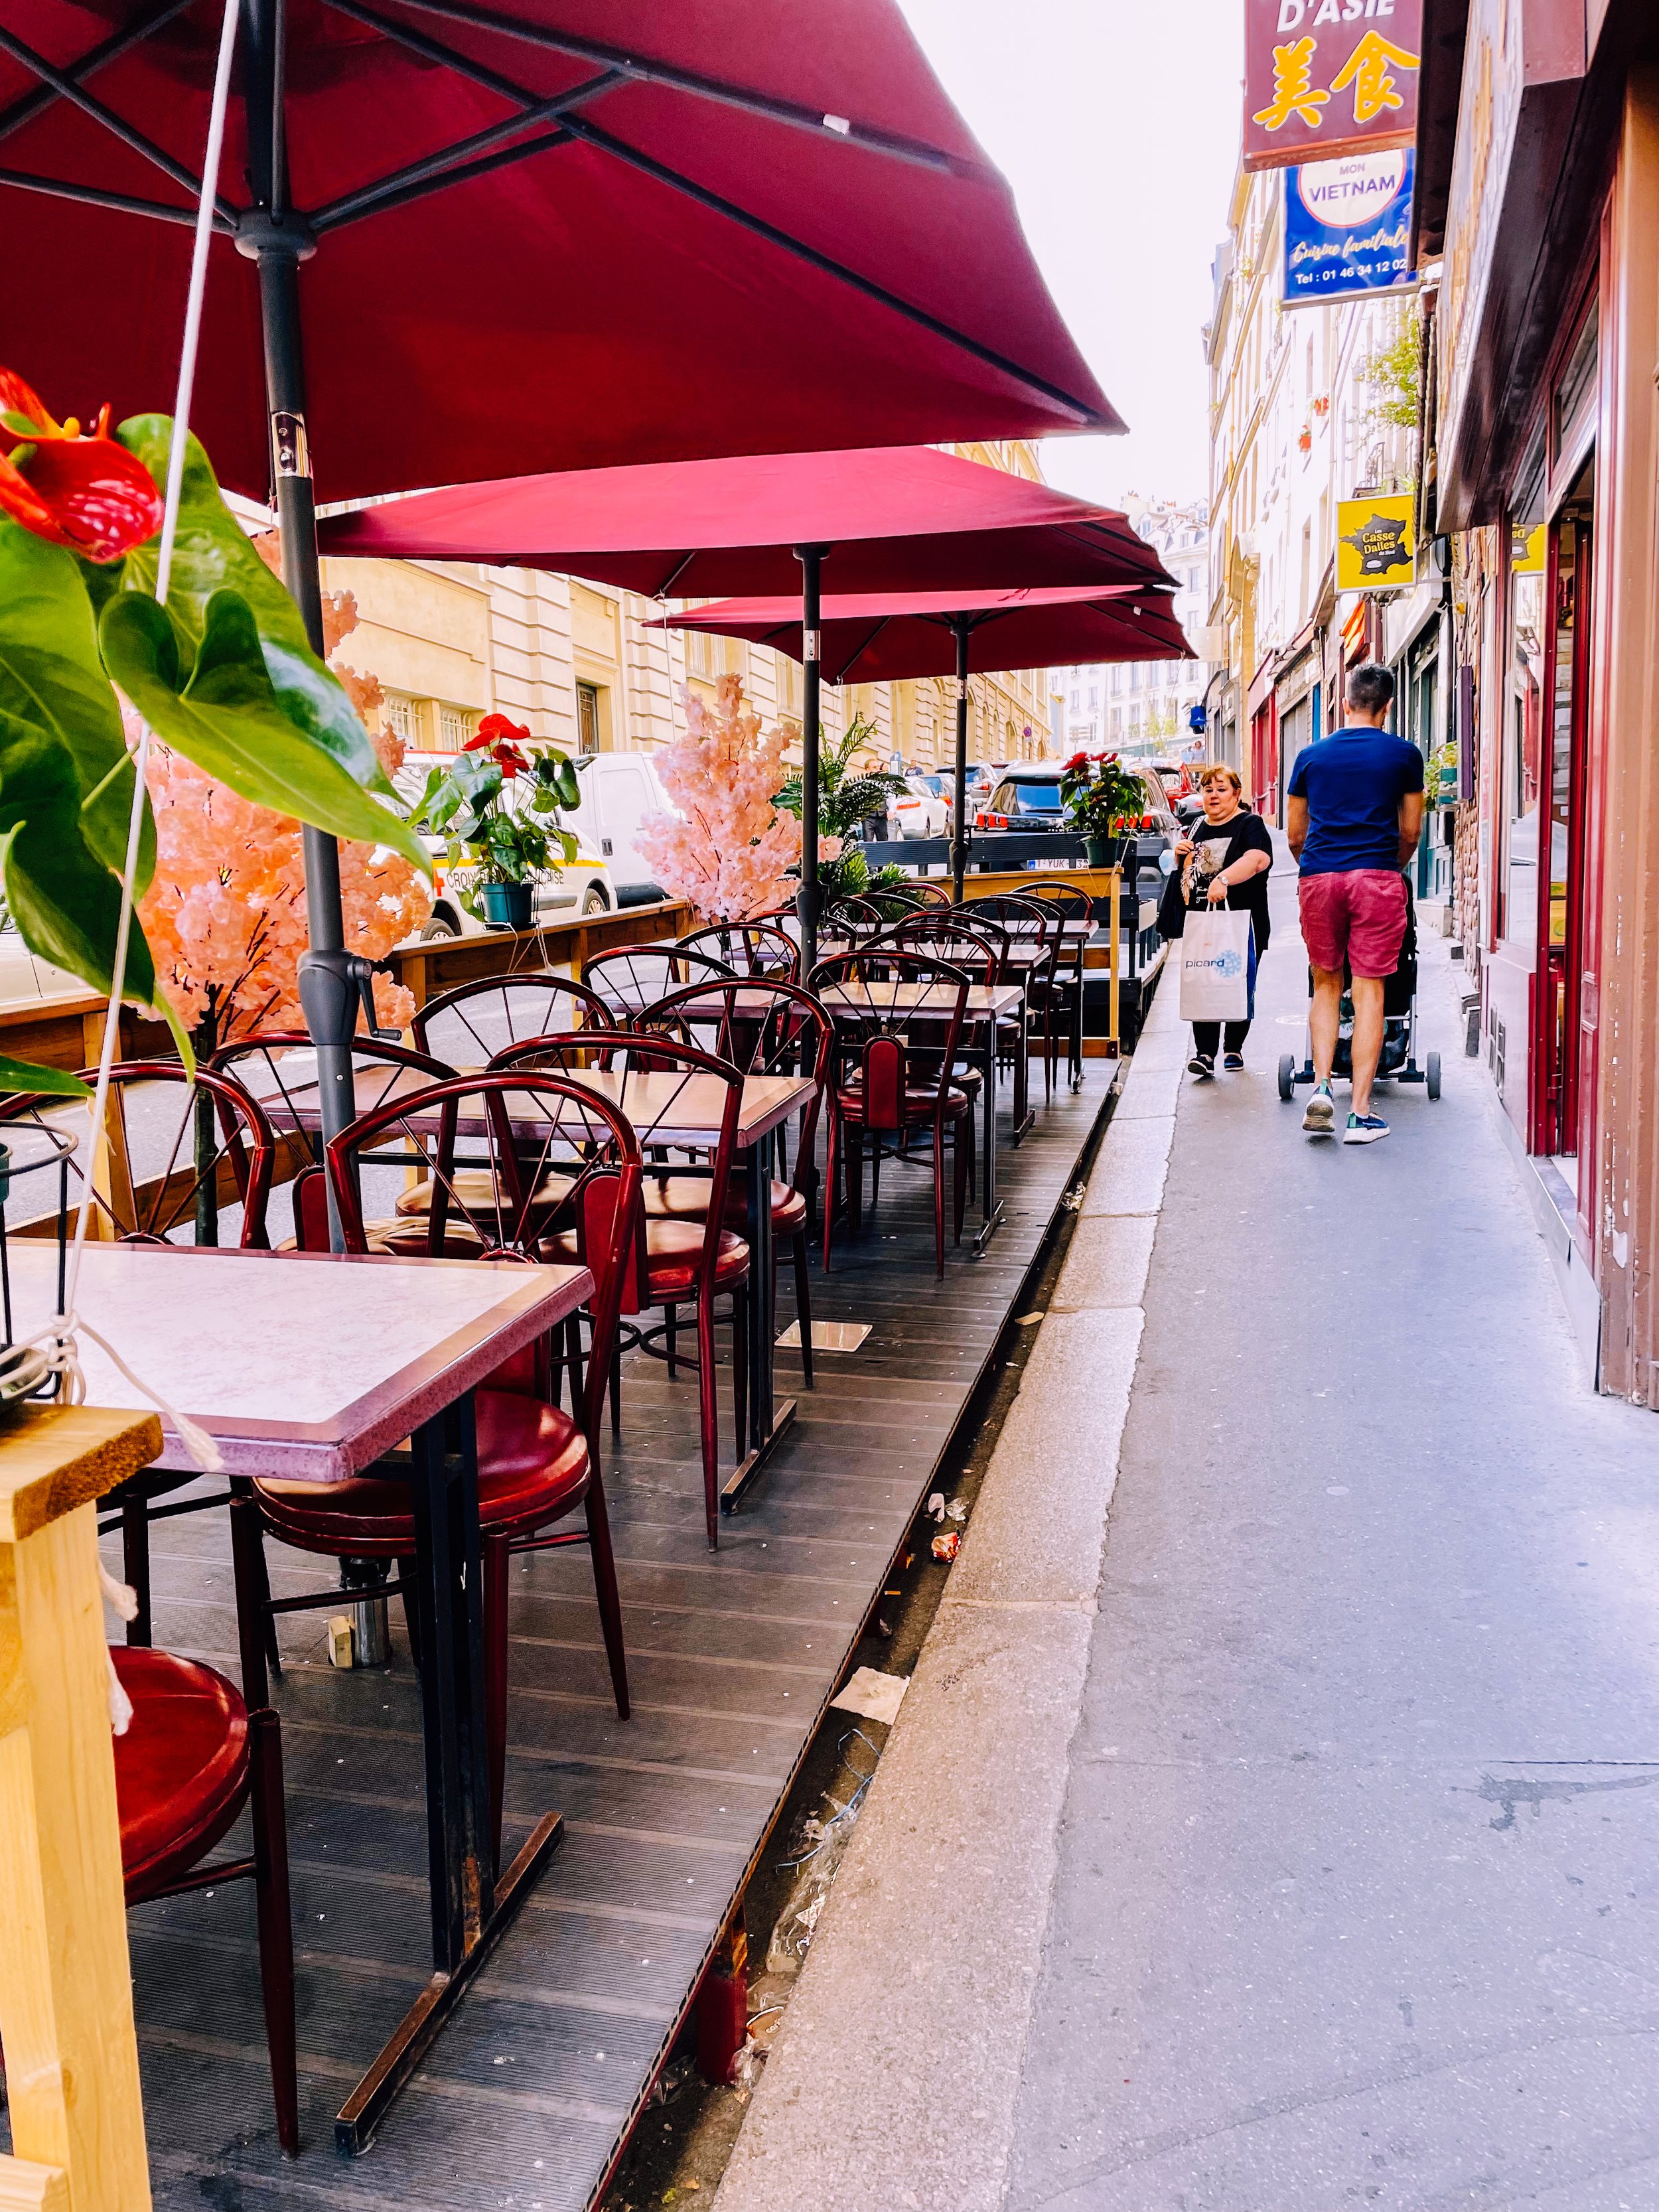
298, 949, 399, 1049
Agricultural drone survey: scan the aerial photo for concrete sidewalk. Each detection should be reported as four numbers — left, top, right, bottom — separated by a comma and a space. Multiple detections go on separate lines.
716, 865, 1659, 2212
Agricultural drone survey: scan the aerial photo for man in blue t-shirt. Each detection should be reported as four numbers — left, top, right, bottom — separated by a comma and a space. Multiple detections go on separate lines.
1285, 664, 1424, 1147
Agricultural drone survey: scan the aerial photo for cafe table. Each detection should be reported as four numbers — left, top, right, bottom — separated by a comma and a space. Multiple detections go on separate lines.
9, 1237, 593, 2154
278, 1059, 815, 1511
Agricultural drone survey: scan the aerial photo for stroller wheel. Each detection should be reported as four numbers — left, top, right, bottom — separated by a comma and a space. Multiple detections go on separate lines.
1277, 1053, 1296, 1102
1427, 1050, 1442, 1100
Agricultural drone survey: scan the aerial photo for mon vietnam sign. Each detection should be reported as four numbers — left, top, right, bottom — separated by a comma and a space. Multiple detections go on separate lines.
1244, 0, 1423, 173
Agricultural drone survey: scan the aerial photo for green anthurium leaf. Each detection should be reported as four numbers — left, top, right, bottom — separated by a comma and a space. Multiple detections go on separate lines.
111, 415, 396, 800
554, 761, 581, 809
0, 1055, 92, 1099
99, 590, 433, 877
0, 711, 159, 1016
0, 518, 154, 887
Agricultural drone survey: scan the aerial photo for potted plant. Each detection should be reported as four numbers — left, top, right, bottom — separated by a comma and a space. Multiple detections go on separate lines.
1058, 749, 1148, 867
411, 713, 579, 930
774, 715, 908, 897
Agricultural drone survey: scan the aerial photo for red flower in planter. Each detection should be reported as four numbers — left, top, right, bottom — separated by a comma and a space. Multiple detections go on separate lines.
467, 712, 534, 777
0, 370, 163, 561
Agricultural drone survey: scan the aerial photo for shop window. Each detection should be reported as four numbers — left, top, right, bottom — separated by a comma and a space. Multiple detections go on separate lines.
1502, 434, 1547, 945
1553, 303, 1598, 471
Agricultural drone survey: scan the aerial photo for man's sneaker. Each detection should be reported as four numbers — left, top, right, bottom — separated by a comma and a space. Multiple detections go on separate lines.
1344, 1112, 1390, 1145
1187, 1053, 1214, 1079
1222, 1053, 1246, 1071
1301, 1084, 1335, 1134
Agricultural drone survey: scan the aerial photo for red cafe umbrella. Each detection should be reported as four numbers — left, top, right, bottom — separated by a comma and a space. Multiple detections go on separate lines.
652, 584, 1194, 896
0, 0, 1117, 1173
317, 447, 1176, 951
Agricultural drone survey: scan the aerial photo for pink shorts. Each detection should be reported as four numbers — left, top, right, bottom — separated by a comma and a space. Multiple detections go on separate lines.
1298, 869, 1407, 979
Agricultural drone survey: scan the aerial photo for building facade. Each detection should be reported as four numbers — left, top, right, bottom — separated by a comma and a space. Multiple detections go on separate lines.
1413, 0, 1659, 1404
317, 440, 1055, 775
1057, 497, 1212, 757
1204, 170, 1422, 817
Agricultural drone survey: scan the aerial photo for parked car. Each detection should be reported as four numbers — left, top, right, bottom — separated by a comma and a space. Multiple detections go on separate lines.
394, 751, 616, 938
887, 771, 951, 841
974, 762, 1179, 872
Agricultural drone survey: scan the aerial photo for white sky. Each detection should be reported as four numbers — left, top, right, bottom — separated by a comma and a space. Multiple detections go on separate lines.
897, 0, 1244, 511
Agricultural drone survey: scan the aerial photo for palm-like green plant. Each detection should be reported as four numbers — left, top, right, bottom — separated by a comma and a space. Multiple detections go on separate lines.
774, 715, 908, 894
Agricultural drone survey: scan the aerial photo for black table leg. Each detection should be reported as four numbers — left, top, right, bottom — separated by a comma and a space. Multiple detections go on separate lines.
334, 1391, 563, 2154
974, 1022, 1004, 1256
1010, 983, 1035, 1145
723, 1129, 796, 1512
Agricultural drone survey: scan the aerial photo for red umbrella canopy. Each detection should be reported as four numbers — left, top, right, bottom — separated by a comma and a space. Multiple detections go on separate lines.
317, 446, 1176, 595
0, 0, 1118, 503
652, 584, 1194, 685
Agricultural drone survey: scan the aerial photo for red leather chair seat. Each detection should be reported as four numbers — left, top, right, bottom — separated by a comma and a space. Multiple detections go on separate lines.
644, 1175, 808, 1238
542, 1219, 751, 1300
254, 1390, 590, 1553
835, 1083, 972, 1124
112, 1647, 248, 1901
393, 1168, 572, 1222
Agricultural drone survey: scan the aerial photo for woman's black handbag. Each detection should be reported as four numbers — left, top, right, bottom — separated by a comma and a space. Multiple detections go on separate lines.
1157, 866, 1189, 941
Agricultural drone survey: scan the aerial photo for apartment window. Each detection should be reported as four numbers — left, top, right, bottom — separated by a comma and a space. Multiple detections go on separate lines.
384, 693, 415, 745
686, 628, 717, 679
1070, 688, 1080, 710
1088, 687, 1098, 711
777, 654, 804, 716
1110, 666, 1121, 696
1110, 707, 1122, 739
437, 703, 475, 752
577, 681, 601, 754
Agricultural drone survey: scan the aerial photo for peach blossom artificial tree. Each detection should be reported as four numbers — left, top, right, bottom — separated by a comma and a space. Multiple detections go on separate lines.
634, 674, 804, 921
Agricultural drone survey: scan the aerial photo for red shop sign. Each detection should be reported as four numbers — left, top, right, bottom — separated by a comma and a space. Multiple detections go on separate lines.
1243, 0, 1423, 173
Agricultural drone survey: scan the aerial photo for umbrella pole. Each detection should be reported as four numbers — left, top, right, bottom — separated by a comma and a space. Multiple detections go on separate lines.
794, 544, 828, 978
240, 10, 358, 1241
951, 615, 970, 902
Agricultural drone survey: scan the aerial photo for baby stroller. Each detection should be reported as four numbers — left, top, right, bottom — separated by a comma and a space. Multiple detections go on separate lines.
1277, 874, 1441, 1103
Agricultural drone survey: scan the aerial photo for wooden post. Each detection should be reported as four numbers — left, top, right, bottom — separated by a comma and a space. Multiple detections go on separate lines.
1107, 866, 1121, 1055
0, 1404, 165, 2212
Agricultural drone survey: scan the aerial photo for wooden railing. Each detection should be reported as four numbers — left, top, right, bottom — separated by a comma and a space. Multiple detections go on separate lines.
0, 1404, 166, 2212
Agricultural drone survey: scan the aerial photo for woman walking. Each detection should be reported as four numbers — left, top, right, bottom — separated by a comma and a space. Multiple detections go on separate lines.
1169, 763, 1275, 1078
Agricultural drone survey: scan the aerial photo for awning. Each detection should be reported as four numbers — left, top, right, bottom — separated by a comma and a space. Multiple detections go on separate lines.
317, 447, 1175, 596
649, 583, 1192, 684
0, 0, 1118, 505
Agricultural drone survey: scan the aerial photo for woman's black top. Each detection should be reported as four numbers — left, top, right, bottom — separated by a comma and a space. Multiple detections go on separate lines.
1186, 812, 1274, 951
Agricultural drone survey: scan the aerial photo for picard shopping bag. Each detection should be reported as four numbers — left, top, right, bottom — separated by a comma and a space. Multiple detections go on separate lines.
1179, 909, 1254, 1025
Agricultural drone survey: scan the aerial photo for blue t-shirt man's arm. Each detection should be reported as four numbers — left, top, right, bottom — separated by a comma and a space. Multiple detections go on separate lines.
1287, 727, 1424, 875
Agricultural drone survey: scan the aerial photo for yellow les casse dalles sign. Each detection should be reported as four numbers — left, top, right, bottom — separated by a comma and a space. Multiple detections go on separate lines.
1336, 493, 1415, 593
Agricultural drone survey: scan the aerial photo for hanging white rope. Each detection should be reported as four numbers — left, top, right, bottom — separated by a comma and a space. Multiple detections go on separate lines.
42, 0, 240, 1718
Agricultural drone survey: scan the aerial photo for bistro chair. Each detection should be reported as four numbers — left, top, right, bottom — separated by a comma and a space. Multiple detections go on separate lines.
212, 1032, 489, 1253
0, 1065, 277, 1647
411, 970, 611, 1067
630, 978, 833, 1384
676, 920, 800, 981
1022, 883, 1094, 1087
113, 1644, 297, 2154
902, 879, 955, 909
962, 893, 1064, 1097
809, 951, 974, 1279
230, 1070, 644, 1864
581, 944, 736, 1025
490, 1032, 750, 1550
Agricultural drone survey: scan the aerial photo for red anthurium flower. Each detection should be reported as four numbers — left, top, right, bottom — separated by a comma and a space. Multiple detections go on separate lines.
0, 370, 163, 563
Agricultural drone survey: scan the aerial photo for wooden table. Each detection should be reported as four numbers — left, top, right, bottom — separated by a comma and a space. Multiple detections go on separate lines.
281, 1061, 816, 1512
813, 979, 1025, 1253
10, 1239, 593, 2156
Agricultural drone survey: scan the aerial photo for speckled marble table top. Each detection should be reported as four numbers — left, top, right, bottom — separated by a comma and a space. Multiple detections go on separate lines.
5, 1243, 591, 1483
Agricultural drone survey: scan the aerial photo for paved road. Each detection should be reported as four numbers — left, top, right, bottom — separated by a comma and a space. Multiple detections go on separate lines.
1004, 865, 1659, 2212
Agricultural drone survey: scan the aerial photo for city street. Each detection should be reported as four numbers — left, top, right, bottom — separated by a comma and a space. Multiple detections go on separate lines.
717, 856, 1659, 2211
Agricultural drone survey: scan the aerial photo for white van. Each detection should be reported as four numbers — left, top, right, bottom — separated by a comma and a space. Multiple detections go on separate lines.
565, 753, 678, 907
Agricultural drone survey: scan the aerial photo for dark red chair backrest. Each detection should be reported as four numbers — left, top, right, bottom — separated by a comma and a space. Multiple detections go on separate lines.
486, 1030, 747, 1313
212, 1031, 454, 1164
322, 1070, 644, 1453
0, 1062, 277, 1249
637, 978, 833, 1203
676, 921, 800, 982
410, 972, 611, 1067
807, 952, 970, 1125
